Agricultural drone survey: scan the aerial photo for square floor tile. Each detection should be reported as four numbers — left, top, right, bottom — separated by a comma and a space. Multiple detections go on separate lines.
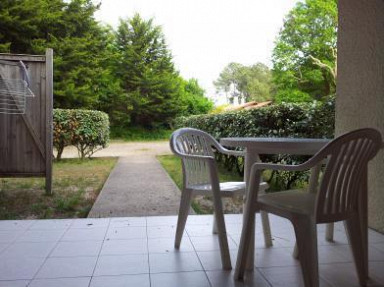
1, 242, 56, 258
35, 256, 97, 279
369, 261, 384, 285
186, 215, 212, 225
29, 219, 73, 230
0, 257, 45, 280
0, 230, 24, 243
61, 228, 107, 241
50, 241, 103, 257
101, 239, 147, 255
197, 250, 237, 271
146, 216, 177, 226
149, 252, 203, 273
0, 220, 35, 230
369, 230, 384, 244
186, 224, 214, 237
190, 236, 237, 252
317, 245, 352, 264
29, 277, 91, 287
334, 244, 384, 262
373, 242, 384, 253
0, 281, 29, 287
207, 269, 271, 287
224, 214, 244, 224
255, 248, 299, 268
110, 217, 146, 228
147, 225, 178, 238
151, 271, 210, 287
70, 218, 110, 229
229, 234, 278, 249
106, 226, 146, 240
148, 237, 194, 253
90, 274, 150, 287
0, 242, 10, 253
16, 230, 65, 242
94, 254, 149, 276
319, 263, 361, 287
260, 266, 332, 287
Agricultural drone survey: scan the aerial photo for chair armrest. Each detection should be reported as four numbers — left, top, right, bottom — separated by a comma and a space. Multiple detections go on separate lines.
219, 149, 245, 157
214, 143, 245, 157
178, 153, 215, 161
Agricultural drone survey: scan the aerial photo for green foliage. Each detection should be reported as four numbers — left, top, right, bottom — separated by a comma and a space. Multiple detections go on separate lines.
53, 109, 110, 159
1, 3, 212, 129
214, 62, 274, 104
272, 0, 337, 102
174, 97, 335, 188
180, 78, 213, 115
274, 89, 313, 104
111, 127, 172, 141
112, 14, 184, 128
0, 0, 116, 109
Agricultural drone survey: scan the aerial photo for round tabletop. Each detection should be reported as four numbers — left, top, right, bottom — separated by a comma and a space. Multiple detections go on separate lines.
220, 137, 330, 155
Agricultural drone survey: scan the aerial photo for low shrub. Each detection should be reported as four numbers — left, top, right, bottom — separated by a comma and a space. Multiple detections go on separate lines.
53, 109, 110, 160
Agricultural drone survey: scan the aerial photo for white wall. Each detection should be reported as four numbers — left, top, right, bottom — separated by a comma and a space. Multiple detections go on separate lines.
336, 0, 384, 232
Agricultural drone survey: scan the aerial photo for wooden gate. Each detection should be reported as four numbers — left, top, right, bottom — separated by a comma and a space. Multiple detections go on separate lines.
0, 49, 53, 194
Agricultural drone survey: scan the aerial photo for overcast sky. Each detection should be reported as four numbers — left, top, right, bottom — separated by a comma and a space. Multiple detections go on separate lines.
95, 0, 299, 103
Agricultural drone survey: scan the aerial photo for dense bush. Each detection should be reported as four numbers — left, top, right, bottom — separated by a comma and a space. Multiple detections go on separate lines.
174, 97, 335, 188
53, 109, 110, 160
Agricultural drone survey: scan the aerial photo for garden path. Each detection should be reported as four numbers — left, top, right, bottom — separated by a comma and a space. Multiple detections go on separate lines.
62, 141, 183, 217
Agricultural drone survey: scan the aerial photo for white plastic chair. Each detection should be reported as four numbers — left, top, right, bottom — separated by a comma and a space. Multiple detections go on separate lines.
170, 128, 267, 270
235, 128, 382, 286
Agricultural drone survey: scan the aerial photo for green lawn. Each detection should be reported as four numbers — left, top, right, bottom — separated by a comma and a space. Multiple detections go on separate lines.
0, 157, 117, 220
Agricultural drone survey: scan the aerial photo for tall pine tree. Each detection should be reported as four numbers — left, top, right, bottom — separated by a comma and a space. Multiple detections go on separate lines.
114, 14, 183, 128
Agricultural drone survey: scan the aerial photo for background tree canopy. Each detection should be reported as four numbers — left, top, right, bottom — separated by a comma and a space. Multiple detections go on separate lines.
272, 0, 337, 103
214, 62, 273, 104
0, 1, 212, 129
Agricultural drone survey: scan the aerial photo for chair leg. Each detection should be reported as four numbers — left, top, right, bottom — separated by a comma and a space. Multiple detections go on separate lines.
292, 243, 299, 259
344, 214, 368, 286
325, 223, 334, 242
212, 212, 218, 234
175, 190, 192, 249
211, 192, 232, 270
293, 216, 319, 287
261, 211, 273, 247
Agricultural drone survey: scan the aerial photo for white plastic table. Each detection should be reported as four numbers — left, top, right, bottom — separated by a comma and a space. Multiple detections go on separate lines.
220, 137, 331, 268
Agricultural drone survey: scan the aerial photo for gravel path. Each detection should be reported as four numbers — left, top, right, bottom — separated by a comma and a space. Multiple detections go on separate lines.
62, 141, 183, 217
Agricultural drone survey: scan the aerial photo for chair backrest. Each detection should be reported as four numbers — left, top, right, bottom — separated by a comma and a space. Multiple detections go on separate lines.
313, 128, 382, 223
170, 128, 220, 188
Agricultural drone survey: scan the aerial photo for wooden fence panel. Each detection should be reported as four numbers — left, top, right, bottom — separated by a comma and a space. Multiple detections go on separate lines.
0, 50, 53, 194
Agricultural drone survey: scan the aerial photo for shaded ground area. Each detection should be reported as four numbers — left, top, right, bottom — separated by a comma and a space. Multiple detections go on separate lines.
62, 141, 182, 217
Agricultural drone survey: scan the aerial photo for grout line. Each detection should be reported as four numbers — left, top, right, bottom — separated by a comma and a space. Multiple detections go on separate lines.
186, 224, 213, 287
26, 220, 74, 286
145, 216, 152, 287
88, 218, 112, 287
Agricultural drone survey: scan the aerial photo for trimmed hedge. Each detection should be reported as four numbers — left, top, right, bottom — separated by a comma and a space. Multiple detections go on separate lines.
174, 98, 335, 189
53, 109, 110, 160
175, 99, 334, 139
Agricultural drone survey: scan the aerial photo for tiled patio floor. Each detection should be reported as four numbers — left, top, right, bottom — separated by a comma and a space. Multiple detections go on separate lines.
0, 214, 383, 287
